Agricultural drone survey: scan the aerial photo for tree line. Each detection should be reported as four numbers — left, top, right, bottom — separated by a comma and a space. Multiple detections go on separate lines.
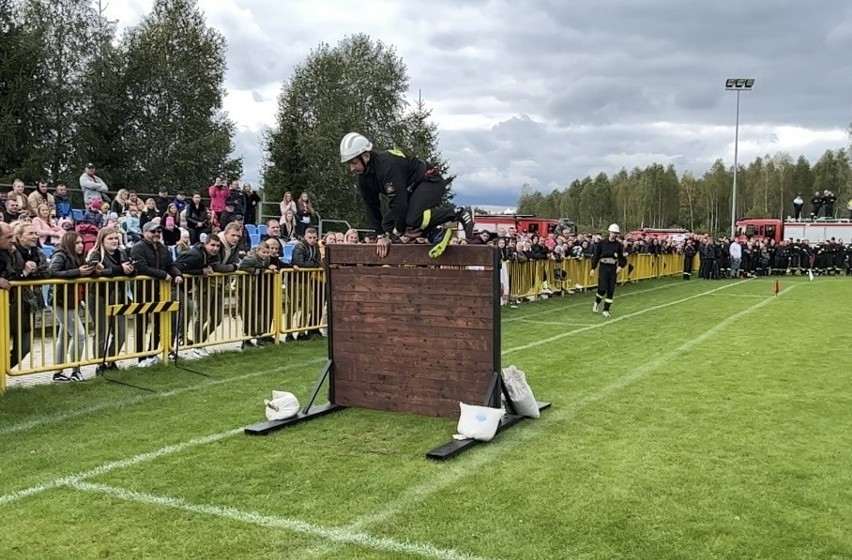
0, 0, 240, 193
516, 147, 852, 235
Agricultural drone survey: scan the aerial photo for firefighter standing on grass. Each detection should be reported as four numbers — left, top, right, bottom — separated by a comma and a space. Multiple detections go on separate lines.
590, 224, 628, 318
340, 132, 475, 259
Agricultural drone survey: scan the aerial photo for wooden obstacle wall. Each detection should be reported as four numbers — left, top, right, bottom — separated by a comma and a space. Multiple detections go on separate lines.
325, 244, 500, 418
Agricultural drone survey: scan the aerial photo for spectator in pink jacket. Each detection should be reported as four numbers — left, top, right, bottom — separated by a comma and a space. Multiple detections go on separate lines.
207, 177, 229, 222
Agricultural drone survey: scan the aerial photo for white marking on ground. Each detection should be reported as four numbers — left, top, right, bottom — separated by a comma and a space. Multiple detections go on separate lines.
503, 281, 747, 356
0, 358, 326, 436
0, 428, 243, 506
67, 481, 494, 560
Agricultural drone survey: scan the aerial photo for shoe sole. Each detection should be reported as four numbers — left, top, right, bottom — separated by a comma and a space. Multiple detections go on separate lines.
428, 228, 454, 258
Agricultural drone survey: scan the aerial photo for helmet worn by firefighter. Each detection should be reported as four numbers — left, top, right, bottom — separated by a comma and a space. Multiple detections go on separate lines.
340, 132, 373, 163
608, 223, 620, 234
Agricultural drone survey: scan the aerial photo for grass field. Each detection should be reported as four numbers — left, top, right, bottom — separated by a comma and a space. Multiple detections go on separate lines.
1, 276, 851, 560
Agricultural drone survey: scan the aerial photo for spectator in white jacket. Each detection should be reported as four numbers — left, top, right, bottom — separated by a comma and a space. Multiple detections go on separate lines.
79, 163, 109, 205
729, 238, 742, 279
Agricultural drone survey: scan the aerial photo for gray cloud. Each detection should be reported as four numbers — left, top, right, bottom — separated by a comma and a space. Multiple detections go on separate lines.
114, 0, 852, 208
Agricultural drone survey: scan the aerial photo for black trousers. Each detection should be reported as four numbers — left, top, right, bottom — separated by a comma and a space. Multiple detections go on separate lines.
401, 179, 456, 232
683, 256, 694, 279
595, 264, 617, 311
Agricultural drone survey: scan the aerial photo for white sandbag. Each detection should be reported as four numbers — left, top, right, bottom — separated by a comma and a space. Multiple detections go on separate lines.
453, 402, 505, 442
264, 391, 300, 421
501, 365, 540, 418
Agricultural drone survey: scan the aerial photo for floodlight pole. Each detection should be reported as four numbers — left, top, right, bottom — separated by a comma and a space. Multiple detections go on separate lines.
725, 78, 754, 237
731, 90, 740, 238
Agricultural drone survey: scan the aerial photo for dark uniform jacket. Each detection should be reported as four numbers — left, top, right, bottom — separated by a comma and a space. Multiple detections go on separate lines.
591, 239, 628, 269
358, 150, 428, 236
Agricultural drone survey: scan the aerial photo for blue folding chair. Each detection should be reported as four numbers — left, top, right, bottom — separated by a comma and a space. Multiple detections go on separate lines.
245, 224, 257, 236
71, 209, 85, 222
282, 243, 295, 264
257, 224, 267, 237
249, 233, 261, 247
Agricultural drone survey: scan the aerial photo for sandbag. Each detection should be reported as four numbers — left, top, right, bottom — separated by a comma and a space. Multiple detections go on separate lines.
264, 390, 300, 421
453, 402, 505, 442
501, 365, 540, 418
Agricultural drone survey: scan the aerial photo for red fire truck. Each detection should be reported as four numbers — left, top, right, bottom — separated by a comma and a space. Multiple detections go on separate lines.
472, 214, 575, 236
735, 218, 852, 243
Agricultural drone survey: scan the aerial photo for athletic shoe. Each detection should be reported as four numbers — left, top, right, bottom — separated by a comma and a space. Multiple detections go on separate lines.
455, 206, 475, 240
53, 372, 71, 382
69, 370, 84, 382
602, 311, 611, 318
592, 301, 600, 313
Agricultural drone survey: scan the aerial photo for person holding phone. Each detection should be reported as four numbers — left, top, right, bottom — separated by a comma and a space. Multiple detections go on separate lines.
48, 231, 95, 382
88, 227, 136, 374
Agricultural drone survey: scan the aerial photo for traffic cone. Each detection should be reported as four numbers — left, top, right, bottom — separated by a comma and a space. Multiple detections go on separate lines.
773, 279, 780, 297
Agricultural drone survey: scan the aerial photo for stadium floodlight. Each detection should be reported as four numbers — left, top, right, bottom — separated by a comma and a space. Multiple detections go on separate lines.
725, 78, 755, 237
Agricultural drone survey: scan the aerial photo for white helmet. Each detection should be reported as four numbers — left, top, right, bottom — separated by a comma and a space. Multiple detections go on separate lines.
608, 223, 620, 234
340, 132, 372, 163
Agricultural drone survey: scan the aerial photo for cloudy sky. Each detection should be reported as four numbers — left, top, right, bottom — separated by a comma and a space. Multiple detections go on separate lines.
113, 0, 852, 208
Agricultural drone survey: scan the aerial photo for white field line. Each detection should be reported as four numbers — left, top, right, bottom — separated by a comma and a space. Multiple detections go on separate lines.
503, 281, 681, 323
296, 287, 790, 560
503, 280, 747, 356
67, 481, 493, 560
0, 428, 242, 506
515, 320, 599, 327
0, 357, 327, 437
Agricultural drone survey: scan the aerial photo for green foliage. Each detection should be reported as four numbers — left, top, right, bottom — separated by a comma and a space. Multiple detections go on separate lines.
0, 0, 239, 191
516, 148, 852, 235
263, 34, 449, 228
120, 0, 241, 191
0, 0, 41, 181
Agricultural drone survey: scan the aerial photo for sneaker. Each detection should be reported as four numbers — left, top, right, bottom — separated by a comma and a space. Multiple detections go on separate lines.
255, 337, 274, 347
53, 372, 71, 382
69, 370, 84, 382
455, 206, 475, 240
602, 311, 611, 318
240, 340, 255, 350
428, 228, 454, 258
592, 301, 600, 313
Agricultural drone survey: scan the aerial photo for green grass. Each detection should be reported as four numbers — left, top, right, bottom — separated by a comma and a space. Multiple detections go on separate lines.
1, 277, 851, 560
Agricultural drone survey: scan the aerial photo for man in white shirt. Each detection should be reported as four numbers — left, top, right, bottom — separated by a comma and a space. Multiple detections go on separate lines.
79, 163, 109, 205
792, 194, 804, 221
729, 238, 742, 278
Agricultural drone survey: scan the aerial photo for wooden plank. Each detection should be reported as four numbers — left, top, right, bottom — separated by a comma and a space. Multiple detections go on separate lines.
329, 289, 494, 308
332, 385, 483, 418
331, 334, 492, 354
331, 300, 493, 320
330, 275, 494, 298
328, 244, 495, 268
333, 351, 493, 372
331, 312, 493, 336
333, 362, 492, 385
333, 267, 495, 282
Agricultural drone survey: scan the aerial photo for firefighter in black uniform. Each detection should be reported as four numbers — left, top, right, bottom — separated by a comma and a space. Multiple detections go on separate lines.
340, 132, 474, 258
590, 223, 628, 318
682, 238, 697, 280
